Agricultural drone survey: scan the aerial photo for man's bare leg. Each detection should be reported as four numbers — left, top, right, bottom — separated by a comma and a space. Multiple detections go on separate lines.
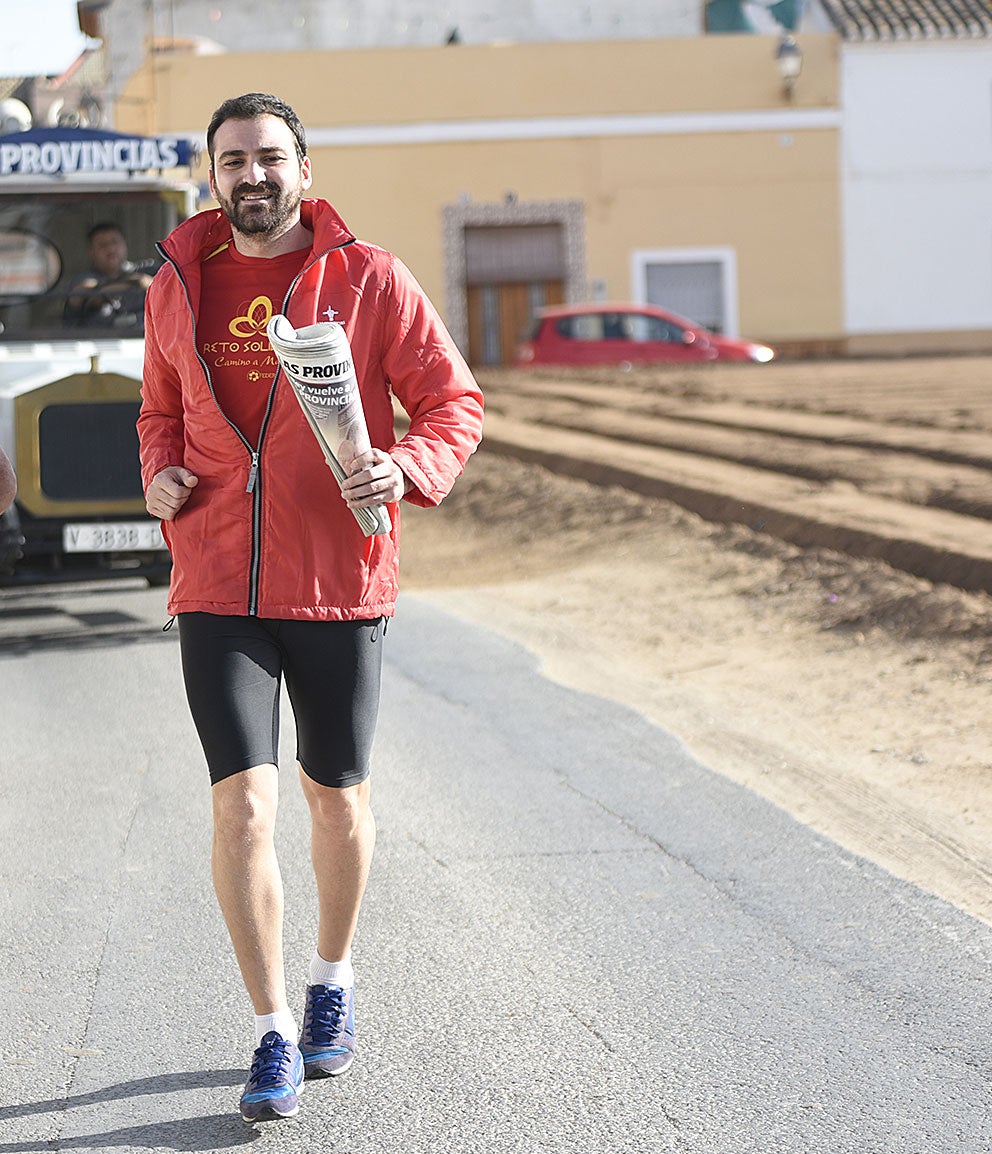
297, 771, 376, 963
211, 763, 290, 1015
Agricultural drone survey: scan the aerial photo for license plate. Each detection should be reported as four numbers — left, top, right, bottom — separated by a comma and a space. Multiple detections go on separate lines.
63, 521, 165, 553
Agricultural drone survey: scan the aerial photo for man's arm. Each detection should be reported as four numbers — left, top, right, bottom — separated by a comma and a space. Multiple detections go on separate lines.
64, 274, 104, 321
67, 271, 153, 322
103, 269, 154, 295
137, 273, 191, 506
377, 257, 484, 508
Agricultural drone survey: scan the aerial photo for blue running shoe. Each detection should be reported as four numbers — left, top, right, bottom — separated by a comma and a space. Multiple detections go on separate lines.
239, 1031, 304, 1123
300, 984, 356, 1078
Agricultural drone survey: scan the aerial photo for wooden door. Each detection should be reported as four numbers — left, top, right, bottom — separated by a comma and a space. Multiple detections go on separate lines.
467, 279, 565, 366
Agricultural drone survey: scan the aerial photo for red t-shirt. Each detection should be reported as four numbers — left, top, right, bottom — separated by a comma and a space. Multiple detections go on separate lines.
197, 241, 311, 446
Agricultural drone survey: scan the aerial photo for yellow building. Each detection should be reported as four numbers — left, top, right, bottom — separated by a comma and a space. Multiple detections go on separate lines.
118, 35, 842, 363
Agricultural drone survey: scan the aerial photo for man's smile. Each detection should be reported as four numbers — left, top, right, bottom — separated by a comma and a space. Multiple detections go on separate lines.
234, 184, 280, 206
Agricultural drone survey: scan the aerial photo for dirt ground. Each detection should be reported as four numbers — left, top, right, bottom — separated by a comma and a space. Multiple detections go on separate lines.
399, 356, 992, 927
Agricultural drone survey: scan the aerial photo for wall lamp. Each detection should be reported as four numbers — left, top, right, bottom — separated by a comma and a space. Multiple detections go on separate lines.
775, 34, 803, 101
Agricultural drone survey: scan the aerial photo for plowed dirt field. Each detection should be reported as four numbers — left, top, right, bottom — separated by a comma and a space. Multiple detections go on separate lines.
401, 355, 992, 925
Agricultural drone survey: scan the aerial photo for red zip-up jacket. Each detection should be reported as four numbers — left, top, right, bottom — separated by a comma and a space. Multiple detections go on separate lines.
138, 198, 484, 620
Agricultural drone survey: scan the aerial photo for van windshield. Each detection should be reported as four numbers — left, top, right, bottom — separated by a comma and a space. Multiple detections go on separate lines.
0, 189, 180, 342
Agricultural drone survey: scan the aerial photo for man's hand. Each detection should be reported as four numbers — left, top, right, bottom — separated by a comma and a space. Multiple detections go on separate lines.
339, 448, 409, 510
146, 465, 198, 521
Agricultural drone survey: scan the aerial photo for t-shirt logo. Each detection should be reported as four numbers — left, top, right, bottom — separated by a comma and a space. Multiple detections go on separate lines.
229, 295, 274, 339
197, 244, 310, 442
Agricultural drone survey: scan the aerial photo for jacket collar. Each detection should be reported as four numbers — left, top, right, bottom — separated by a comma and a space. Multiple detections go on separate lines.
160, 197, 355, 269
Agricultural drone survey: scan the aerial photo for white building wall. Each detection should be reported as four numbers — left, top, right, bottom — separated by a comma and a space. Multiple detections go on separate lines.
842, 42, 992, 335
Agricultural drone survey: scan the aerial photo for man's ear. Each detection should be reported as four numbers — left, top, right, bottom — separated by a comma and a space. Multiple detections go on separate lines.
207, 165, 217, 200
301, 155, 313, 191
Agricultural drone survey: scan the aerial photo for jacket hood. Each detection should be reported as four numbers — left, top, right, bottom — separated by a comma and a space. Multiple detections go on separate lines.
159, 197, 355, 269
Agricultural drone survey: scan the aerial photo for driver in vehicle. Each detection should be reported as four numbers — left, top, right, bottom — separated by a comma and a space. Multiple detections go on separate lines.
64, 222, 154, 332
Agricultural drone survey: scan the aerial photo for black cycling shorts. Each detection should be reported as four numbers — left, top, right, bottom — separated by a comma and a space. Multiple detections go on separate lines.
177, 612, 385, 789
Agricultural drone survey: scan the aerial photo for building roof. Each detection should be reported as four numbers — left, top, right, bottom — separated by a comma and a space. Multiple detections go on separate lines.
818, 0, 992, 39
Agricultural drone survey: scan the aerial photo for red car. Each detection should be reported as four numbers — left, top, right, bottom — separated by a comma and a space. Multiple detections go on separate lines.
514, 303, 776, 367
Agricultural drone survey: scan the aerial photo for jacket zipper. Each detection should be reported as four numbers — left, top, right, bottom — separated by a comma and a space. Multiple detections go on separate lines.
245, 237, 357, 614
159, 235, 357, 616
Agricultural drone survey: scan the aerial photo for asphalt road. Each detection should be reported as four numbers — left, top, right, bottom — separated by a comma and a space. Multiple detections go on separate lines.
0, 580, 989, 1153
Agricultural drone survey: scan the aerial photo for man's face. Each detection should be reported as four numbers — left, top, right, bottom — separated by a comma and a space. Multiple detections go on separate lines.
209, 114, 312, 238
89, 229, 127, 276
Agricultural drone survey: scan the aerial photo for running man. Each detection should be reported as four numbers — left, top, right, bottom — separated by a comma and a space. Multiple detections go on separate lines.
138, 92, 483, 1123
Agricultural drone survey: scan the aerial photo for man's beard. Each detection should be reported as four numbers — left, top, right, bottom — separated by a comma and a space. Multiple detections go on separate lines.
218, 180, 304, 236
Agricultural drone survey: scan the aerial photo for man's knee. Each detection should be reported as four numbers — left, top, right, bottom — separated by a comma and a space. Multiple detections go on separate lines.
212, 764, 279, 845
300, 774, 371, 837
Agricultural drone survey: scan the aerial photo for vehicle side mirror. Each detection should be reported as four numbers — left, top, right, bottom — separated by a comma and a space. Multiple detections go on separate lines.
0, 231, 62, 300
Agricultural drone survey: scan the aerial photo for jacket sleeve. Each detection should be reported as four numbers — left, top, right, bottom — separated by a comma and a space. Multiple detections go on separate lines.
378, 257, 484, 508
137, 271, 187, 493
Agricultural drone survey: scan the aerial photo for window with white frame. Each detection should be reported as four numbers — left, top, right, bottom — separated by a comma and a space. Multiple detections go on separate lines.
631, 247, 738, 336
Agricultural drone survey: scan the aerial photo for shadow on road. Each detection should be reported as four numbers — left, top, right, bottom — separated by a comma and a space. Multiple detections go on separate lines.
0, 1070, 256, 1152
0, 586, 175, 657
0, 623, 176, 657
0, 1114, 257, 1151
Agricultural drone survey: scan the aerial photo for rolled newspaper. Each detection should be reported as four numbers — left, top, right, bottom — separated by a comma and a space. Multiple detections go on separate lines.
267, 315, 391, 537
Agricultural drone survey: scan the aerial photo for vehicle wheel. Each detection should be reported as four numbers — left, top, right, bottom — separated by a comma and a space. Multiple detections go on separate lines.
0, 505, 24, 572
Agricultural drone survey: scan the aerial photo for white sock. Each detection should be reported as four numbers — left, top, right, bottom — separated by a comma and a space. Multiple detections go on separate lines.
254, 1009, 298, 1047
309, 949, 354, 989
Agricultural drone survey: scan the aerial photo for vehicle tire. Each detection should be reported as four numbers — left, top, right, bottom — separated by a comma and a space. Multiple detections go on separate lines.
0, 505, 24, 574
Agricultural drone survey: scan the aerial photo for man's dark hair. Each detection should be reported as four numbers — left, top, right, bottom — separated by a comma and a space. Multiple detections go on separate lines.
87, 221, 124, 243
206, 93, 307, 165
